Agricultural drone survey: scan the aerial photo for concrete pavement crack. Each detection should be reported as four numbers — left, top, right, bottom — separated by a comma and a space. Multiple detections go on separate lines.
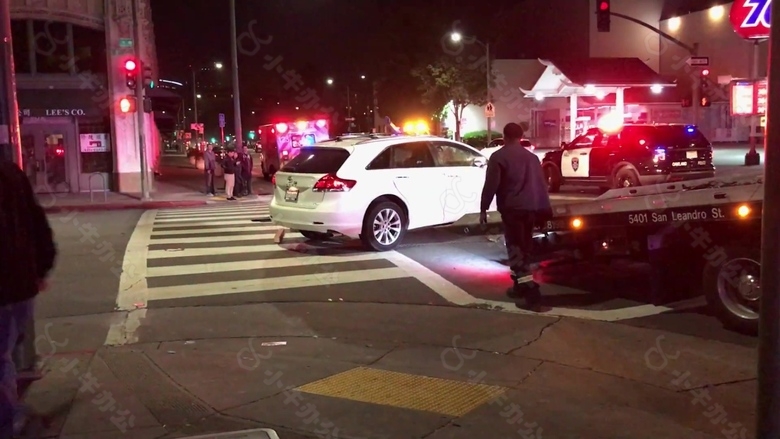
505, 317, 562, 355
682, 377, 757, 392
420, 418, 456, 439
365, 343, 400, 366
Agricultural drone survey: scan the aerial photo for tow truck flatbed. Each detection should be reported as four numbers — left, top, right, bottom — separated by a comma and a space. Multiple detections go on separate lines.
536, 169, 764, 334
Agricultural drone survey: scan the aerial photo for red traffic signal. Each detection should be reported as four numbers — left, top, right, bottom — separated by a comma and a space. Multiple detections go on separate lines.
125, 58, 138, 89
701, 69, 710, 76
124, 59, 137, 71
597, 0, 611, 32
600, 1, 610, 10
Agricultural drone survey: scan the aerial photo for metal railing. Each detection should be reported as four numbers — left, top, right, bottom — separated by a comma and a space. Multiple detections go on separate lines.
89, 172, 108, 203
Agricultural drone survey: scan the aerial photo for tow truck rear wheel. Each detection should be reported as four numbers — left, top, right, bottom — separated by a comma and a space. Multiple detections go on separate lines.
703, 246, 760, 335
613, 167, 641, 189
543, 164, 561, 193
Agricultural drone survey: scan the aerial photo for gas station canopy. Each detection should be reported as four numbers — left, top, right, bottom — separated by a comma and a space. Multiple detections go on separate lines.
519, 58, 676, 99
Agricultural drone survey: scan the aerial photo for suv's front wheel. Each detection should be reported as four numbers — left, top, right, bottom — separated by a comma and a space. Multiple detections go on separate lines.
360, 201, 407, 251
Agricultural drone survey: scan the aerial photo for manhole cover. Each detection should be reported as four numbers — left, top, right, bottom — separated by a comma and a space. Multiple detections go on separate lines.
179, 428, 280, 439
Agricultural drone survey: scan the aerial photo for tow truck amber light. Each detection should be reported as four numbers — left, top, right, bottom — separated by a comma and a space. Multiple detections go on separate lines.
571, 218, 583, 229
737, 205, 750, 218
312, 174, 356, 192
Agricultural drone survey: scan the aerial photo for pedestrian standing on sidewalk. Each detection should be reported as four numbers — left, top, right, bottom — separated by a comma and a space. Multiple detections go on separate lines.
0, 160, 57, 438
241, 146, 254, 196
479, 122, 551, 310
203, 144, 217, 196
222, 150, 238, 201
234, 150, 244, 198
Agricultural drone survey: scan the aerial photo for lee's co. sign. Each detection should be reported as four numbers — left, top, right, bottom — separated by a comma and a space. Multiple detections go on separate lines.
730, 0, 771, 40
18, 108, 87, 117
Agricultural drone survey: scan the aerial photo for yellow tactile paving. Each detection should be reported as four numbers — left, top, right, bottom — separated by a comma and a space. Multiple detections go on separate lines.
295, 367, 506, 417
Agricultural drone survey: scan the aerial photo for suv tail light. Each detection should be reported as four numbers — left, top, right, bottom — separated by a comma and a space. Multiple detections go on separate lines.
312, 174, 356, 192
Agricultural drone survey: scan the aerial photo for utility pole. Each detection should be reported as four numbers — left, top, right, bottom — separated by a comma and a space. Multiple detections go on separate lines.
131, 0, 150, 200
230, 0, 243, 148
757, 4, 780, 436
486, 42, 492, 143
191, 67, 198, 142
0, 0, 21, 166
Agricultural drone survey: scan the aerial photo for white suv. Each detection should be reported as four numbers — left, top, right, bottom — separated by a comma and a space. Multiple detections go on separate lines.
269, 134, 492, 251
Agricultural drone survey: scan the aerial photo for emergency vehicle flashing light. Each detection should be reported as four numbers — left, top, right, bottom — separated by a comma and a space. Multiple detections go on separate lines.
316, 119, 327, 128
737, 204, 751, 218
296, 121, 308, 131
597, 111, 623, 133
686, 125, 695, 133
55, 147, 65, 156
571, 218, 583, 229
276, 123, 288, 134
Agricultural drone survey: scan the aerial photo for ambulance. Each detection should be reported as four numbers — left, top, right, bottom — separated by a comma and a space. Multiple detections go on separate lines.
258, 119, 330, 180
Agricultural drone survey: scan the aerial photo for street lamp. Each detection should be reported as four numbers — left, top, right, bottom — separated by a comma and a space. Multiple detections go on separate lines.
326, 78, 334, 85
449, 31, 492, 142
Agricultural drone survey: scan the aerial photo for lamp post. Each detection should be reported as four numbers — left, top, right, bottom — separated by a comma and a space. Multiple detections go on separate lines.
229, 0, 243, 149
190, 61, 223, 141
450, 31, 491, 142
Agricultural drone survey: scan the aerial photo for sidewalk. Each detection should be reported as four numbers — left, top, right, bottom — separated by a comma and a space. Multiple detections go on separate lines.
25, 303, 757, 439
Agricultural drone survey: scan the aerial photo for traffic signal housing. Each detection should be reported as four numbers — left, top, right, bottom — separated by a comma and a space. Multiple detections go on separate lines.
597, 0, 611, 32
699, 69, 712, 107
143, 66, 154, 89
124, 59, 138, 89
119, 96, 136, 113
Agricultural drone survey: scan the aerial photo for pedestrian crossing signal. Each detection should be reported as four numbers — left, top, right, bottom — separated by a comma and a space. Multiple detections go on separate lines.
119, 96, 136, 113
700, 97, 711, 107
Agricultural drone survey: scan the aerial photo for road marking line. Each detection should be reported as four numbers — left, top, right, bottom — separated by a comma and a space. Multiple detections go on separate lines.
382, 251, 705, 321
153, 219, 274, 228
147, 232, 302, 244
155, 209, 269, 219
156, 205, 269, 215
154, 214, 265, 223
148, 244, 291, 258
105, 209, 155, 346
146, 252, 384, 277
149, 225, 279, 236
145, 267, 408, 301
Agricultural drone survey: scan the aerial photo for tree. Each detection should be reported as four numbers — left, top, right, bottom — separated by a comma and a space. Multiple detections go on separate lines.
412, 56, 489, 141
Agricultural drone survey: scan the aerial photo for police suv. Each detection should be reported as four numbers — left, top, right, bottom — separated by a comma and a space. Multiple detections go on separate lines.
541, 124, 715, 192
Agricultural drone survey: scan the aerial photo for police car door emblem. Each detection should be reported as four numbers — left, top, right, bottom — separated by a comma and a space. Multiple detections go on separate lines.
571, 157, 579, 171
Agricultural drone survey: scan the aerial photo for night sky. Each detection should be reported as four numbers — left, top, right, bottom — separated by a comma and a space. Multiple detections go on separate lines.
148, 0, 724, 134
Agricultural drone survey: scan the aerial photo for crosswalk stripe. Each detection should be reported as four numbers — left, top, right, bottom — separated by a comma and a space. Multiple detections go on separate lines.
154, 214, 265, 223
149, 225, 279, 236
155, 207, 270, 217
148, 244, 289, 258
156, 205, 269, 215
155, 210, 270, 219
147, 232, 302, 244
145, 267, 408, 301
153, 219, 273, 228
146, 252, 384, 277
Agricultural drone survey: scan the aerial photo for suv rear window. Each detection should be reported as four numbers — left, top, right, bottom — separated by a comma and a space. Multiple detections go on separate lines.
281, 147, 350, 174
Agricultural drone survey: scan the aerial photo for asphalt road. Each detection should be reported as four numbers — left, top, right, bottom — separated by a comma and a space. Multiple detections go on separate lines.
39, 200, 755, 363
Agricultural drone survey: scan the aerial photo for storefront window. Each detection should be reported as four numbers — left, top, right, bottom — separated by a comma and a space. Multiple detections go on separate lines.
11, 20, 30, 74
72, 26, 106, 74
32, 21, 70, 74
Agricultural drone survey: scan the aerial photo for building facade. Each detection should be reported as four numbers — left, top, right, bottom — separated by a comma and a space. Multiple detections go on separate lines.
10, 0, 162, 194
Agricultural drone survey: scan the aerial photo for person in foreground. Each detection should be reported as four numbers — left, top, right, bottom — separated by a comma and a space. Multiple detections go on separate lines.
0, 160, 57, 438
479, 123, 552, 310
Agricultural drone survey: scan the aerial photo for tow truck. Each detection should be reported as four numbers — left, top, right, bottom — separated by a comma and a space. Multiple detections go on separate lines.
536, 168, 762, 334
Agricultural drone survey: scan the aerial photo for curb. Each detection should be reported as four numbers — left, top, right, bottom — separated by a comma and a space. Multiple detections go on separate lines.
43, 200, 208, 213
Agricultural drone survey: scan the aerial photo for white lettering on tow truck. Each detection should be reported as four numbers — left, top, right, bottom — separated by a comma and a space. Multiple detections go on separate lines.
671, 210, 708, 221
712, 208, 725, 219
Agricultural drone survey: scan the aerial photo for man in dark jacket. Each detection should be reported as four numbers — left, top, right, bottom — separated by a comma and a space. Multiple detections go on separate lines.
0, 160, 56, 437
479, 123, 551, 308
240, 146, 254, 196
203, 144, 217, 196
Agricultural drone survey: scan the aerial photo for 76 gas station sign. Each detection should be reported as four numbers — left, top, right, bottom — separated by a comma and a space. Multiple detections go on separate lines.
730, 0, 771, 39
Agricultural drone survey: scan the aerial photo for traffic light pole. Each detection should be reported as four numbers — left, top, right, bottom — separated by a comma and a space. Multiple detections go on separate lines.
230, 0, 243, 148
757, 4, 780, 436
131, 0, 150, 200
606, 11, 701, 124
0, 0, 21, 166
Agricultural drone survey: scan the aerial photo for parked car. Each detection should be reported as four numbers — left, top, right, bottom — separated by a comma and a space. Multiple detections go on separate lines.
269, 134, 494, 251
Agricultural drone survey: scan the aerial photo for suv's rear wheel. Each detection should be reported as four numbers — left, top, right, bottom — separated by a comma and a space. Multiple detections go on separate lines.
613, 167, 640, 189
360, 201, 407, 251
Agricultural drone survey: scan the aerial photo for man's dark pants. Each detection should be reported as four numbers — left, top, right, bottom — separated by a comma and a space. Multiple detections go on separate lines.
501, 209, 541, 302
242, 173, 252, 195
205, 170, 215, 194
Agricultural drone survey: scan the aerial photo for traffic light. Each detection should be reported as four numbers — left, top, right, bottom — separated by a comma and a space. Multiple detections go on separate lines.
124, 59, 138, 89
143, 66, 154, 89
699, 69, 712, 107
597, 0, 611, 32
119, 96, 136, 113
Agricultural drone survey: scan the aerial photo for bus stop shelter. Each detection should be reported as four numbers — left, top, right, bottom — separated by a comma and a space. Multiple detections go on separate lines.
519, 58, 676, 141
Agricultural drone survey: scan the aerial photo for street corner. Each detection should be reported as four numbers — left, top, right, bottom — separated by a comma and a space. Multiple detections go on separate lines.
510, 318, 757, 391
121, 336, 396, 412
425, 376, 729, 439
25, 351, 161, 438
